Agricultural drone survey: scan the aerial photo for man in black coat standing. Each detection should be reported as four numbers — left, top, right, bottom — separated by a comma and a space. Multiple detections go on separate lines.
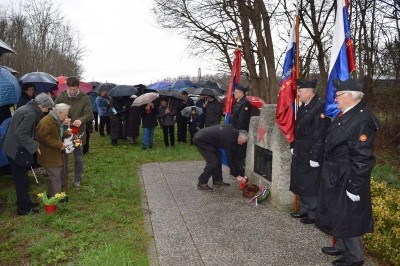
176, 91, 194, 143
193, 124, 248, 191
290, 79, 330, 224
316, 78, 379, 266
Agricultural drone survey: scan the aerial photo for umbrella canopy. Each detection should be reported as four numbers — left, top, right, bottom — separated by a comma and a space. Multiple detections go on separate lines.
108, 85, 138, 97
195, 80, 224, 93
171, 79, 194, 91
94, 82, 117, 93
158, 90, 184, 100
192, 87, 222, 96
53, 81, 94, 97
88, 81, 101, 88
180, 106, 203, 117
57, 76, 67, 85
0, 39, 16, 56
0, 65, 18, 75
0, 67, 21, 107
147, 81, 171, 91
19, 71, 58, 94
246, 96, 265, 109
131, 92, 159, 106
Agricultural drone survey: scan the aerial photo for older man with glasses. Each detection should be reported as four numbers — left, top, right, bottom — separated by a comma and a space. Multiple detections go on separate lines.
316, 78, 380, 266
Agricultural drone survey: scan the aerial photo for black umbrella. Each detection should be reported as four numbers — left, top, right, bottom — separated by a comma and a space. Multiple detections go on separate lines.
158, 90, 184, 100
19, 71, 58, 94
192, 87, 221, 96
195, 80, 224, 93
94, 82, 117, 93
108, 85, 138, 97
88, 81, 101, 88
0, 39, 16, 56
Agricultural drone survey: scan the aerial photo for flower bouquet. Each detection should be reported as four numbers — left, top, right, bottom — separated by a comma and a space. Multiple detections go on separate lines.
64, 132, 84, 154
37, 191, 67, 214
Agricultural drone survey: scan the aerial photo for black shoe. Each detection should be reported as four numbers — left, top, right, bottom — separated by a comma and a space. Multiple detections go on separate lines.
290, 211, 307, 218
17, 208, 39, 216
197, 183, 213, 191
322, 246, 344, 256
300, 217, 315, 224
332, 257, 364, 266
213, 181, 230, 186
111, 140, 117, 146
30, 202, 40, 208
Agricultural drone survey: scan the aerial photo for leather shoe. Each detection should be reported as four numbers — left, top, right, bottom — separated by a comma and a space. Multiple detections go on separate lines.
17, 208, 39, 216
290, 211, 307, 218
300, 217, 315, 224
332, 257, 364, 266
322, 246, 344, 256
213, 181, 230, 186
197, 183, 213, 191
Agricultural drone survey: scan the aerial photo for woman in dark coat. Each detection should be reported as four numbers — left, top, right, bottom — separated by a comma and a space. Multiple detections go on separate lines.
109, 96, 129, 146
17, 83, 36, 109
126, 96, 141, 144
2, 93, 54, 215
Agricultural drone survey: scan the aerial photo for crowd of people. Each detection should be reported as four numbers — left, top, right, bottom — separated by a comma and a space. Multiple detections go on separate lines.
0, 75, 379, 266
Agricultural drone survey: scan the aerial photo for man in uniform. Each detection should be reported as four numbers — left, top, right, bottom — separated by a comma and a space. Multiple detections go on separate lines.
290, 79, 330, 224
316, 78, 379, 266
193, 124, 248, 191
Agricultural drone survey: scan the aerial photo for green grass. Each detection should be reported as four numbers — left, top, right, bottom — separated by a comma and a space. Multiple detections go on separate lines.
0, 127, 201, 265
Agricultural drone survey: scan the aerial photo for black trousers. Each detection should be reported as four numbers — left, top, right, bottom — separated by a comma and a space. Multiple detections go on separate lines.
99, 116, 110, 136
93, 112, 98, 131
8, 157, 32, 212
162, 125, 175, 146
196, 145, 223, 184
177, 122, 188, 142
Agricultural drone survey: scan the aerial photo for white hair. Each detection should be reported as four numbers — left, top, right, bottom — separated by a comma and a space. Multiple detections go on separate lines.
53, 103, 70, 113
343, 91, 364, 100
239, 130, 249, 142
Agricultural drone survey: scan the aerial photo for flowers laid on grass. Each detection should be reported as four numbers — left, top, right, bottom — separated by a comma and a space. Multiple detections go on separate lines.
37, 191, 67, 206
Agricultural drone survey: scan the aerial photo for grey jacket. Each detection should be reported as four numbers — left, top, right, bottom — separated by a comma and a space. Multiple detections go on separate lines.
159, 105, 176, 126
2, 100, 44, 159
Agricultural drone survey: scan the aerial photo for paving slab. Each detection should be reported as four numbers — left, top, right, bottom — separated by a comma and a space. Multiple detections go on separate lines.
140, 161, 379, 266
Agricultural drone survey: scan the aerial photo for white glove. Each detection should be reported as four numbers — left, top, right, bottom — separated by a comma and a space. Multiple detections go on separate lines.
290, 149, 294, 155
309, 160, 320, 167
346, 190, 360, 202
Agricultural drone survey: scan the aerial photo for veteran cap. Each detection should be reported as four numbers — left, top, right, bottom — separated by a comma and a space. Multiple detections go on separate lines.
297, 79, 317, 89
235, 85, 248, 94
333, 78, 363, 92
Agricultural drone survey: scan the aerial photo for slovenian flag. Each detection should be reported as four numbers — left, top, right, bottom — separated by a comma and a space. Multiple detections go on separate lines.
324, 0, 356, 118
276, 22, 296, 144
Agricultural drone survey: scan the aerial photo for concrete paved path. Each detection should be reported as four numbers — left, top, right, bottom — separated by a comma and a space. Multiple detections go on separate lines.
140, 161, 378, 266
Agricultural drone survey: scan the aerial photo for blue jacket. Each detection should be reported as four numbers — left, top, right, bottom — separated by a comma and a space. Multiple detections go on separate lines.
96, 96, 110, 116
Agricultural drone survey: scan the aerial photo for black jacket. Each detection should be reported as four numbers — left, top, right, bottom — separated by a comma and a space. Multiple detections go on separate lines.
193, 124, 244, 177
204, 99, 221, 127
176, 98, 194, 123
290, 94, 330, 196
230, 96, 252, 131
140, 104, 158, 128
316, 101, 380, 237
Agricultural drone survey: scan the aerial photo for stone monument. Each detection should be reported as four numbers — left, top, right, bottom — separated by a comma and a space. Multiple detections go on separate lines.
245, 104, 293, 210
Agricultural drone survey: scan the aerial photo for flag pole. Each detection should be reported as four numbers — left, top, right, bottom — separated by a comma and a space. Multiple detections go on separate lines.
293, 0, 300, 213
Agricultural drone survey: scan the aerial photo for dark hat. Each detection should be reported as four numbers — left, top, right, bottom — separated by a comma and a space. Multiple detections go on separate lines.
333, 78, 363, 92
235, 85, 248, 93
297, 79, 317, 89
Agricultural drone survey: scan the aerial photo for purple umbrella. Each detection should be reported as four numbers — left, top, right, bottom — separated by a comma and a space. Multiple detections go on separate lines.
147, 81, 171, 91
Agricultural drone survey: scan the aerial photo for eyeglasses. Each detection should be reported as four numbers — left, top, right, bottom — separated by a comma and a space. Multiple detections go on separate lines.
335, 92, 347, 99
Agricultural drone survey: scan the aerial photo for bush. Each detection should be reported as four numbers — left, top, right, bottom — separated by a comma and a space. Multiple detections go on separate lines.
364, 179, 400, 265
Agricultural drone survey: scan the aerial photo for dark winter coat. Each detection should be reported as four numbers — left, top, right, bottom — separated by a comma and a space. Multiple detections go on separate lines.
290, 94, 330, 196
315, 101, 380, 238
176, 98, 194, 124
140, 104, 158, 128
193, 124, 243, 177
229, 96, 252, 131
2, 101, 43, 159
17, 91, 34, 109
204, 98, 221, 127
127, 103, 141, 138
159, 105, 176, 126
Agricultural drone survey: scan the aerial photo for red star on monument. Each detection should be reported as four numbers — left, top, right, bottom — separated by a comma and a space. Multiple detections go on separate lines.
257, 122, 267, 142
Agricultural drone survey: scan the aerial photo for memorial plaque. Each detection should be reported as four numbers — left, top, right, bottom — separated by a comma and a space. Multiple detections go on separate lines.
254, 145, 272, 181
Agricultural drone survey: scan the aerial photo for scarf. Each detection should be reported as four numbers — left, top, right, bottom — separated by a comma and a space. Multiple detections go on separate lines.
50, 110, 64, 138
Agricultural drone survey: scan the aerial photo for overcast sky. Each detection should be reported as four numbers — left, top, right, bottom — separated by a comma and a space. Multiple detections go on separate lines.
49, 0, 215, 85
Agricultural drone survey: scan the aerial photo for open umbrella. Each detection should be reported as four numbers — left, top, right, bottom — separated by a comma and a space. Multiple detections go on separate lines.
0, 65, 18, 75
147, 81, 171, 91
94, 82, 117, 93
0, 67, 21, 107
108, 85, 138, 97
131, 92, 159, 106
192, 87, 221, 96
19, 71, 58, 94
53, 82, 94, 97
0, 39, 16, 56
158, 90, 184, 100
171, 79, 194, 91
180, 106, 203, 117
246, 96, 266, 109
57, 76, 67, 85
195, 80, 224, 93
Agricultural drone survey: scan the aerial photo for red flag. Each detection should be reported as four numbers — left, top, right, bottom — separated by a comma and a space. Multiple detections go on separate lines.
224, 49, 241, 124
276, 23, 296, 143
